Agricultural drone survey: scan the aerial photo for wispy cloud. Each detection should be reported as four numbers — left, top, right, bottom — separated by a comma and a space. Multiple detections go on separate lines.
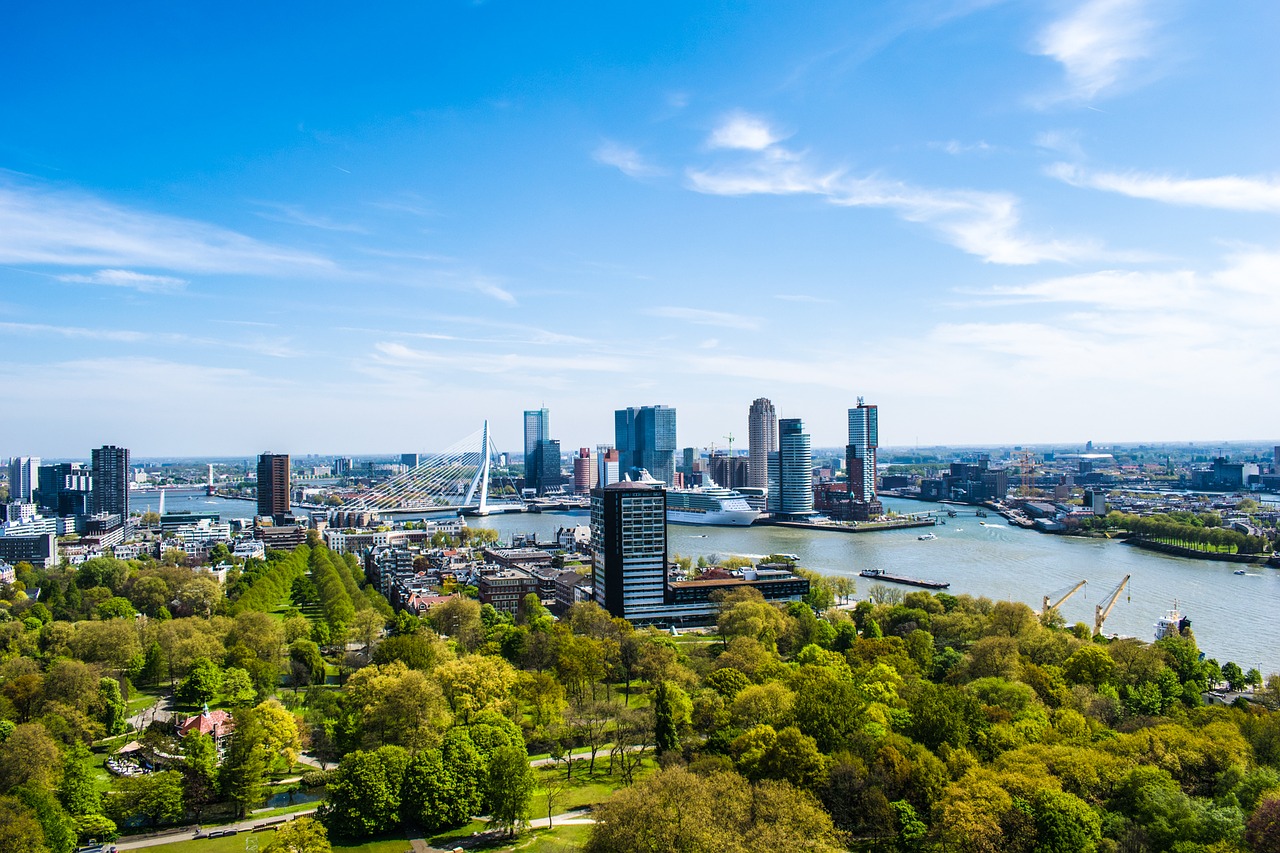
372, 341, 634, 374
687, 142, 1098, 265
471, 276, 517, 305
252, 202, 368, 233
56, 268, 188, 294
1049, 163, 1280, 212
646, 306, 762, 330
0, 174, 334, 276
929, 139, 995, 156
593, 141, 666, 178
1033, 0, 1158, 103
0, 321, 149, 342
707, 112, 787, 151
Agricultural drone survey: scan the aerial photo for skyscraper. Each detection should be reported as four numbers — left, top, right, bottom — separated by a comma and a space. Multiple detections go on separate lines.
37, 462, 92, 516
748, 398, 777, 490
400, 453, 420, 469
257, 452, 290, 523
596, 446, 620, 488
846, 399, 883, 521
528, 439, 563, 495
90, 445, 129, 518
7, 456, 40, 502
572, 448, 595, 494
767, 418, 813, 517
591, 480, 667, 621
523, 408, 549, 464
614, 405, 677, 485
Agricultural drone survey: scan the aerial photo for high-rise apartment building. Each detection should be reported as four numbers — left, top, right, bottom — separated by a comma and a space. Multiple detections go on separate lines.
334, 457, 354, 477
36, 462, 93, 516
748, 398, 777, 490
591, 480, 667, 621
7, 456, 40, 502
90, 446, 129, 518
614, 405, 677, 485
767, 418, 813, 517
596, 447, 620, 488
846, 399, 883, 521
257, 452, 290, 523
523, 409, 549, 464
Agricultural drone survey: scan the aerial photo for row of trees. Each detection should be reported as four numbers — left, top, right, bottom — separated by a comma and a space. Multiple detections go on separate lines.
1085, 511, 1272, 554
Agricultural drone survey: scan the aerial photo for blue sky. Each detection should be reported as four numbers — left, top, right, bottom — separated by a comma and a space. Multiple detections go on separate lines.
2, 0, 1278, 457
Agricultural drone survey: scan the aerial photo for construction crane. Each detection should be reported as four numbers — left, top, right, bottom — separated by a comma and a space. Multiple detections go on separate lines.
1094, 574, 1131, 635
1015, 449, 1036, 498
724, 432, 736, 458
1042, 579, 1087, 616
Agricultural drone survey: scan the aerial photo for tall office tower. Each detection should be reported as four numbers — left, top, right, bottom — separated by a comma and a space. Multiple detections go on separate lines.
766, 418, 813, 517
748, 398, 777, 490
334, 457, 353, 477
679, 447, 697, 484
596, 446, 620, 488
90, 446, 129, 517
7, 457, 40, 502
257, 452, 290, 523
523, 408, 549, 465
1274, 446, 1280, 471
614, 405, 677, 485
572, 448, 595, 494
591, 480, 667, 621
400, 453, 420, 469
847, 399, 879, 503
529, 439, 563, 495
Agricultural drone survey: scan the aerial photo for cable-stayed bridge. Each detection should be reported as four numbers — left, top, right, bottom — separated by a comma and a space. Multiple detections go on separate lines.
341, 421, 524, 516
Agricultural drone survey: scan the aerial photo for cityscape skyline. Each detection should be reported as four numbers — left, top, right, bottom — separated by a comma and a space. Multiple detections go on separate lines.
2, 4, 1278, 455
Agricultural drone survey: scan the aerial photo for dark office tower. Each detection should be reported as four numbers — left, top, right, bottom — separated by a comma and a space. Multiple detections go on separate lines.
748, 398, 777, 490
766, 419, 813, 517
530, 439, 563, 495
614, 405, 677, 486
591, 480, 667, 621
37, 462, 93, 516
845, 398, 883, 521
679, 447, 697, 484
400, 453, 420, 469
257, 453, 290, 523
90, 445, 129, 517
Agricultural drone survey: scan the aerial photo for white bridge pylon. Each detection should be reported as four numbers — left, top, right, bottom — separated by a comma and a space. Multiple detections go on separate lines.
344, 420, 517, 513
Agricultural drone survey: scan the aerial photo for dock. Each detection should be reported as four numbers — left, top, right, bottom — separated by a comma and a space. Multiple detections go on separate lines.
858, 568, 950, 589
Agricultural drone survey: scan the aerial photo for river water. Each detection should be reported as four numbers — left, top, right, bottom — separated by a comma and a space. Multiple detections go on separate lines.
132, 491, 1280, 675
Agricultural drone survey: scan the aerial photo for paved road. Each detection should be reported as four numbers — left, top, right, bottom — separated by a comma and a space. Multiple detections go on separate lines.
113, 809, 318, 850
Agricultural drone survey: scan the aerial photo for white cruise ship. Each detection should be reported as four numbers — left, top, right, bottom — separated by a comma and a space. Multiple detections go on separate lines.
666, 484, 761, 526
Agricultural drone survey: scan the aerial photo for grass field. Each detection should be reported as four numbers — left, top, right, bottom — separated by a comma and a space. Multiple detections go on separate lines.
146, 830, 415, 853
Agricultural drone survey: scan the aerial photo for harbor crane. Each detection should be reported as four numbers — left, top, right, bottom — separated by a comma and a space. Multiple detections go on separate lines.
1094, 574, 1131, 636
1041, 579, 1087, 616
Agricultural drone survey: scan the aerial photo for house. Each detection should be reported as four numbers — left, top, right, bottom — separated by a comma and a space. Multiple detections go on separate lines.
175, 707, 235, 758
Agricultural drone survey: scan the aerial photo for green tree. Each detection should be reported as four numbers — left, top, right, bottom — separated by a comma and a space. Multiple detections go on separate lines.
0, 722, 64, 793
104, 771, 184, 828
653, 681, 680, 756
399, 749, 452, 831
177, 657, 223, 707
220, 668, 256, 706
95, 678, 127, 736
0, 795, 48, 853
180, 733, 219, 820
484, 744, 534, 837
220, 711, 270, 818
13, 785, 77, 853
319, 746, 409, 838
57, 743, 101, 817
263, 817, 331, 853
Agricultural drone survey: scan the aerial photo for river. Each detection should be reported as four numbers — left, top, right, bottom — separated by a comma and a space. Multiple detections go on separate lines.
130, 491, 1280, 675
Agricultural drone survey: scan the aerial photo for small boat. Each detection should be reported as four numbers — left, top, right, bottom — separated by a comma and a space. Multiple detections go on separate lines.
976, 510, 988, 517
1233, 569, 1247, 575
918, 532, 937, 541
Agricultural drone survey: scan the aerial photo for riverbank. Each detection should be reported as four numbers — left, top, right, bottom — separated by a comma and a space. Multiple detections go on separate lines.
1125, 538, 1272, 564
767, 518, 936, 534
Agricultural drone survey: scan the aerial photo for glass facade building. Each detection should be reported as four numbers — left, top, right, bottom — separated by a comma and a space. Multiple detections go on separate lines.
591, 481, 667, 621
614, 405, 677, 486
766, 418, 813, 516
847, 401, 879, 503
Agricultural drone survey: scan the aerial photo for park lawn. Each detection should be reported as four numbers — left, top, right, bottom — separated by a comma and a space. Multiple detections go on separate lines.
534, 756, 657, 816
507, 823, 592, 851
148, 830, 414, 853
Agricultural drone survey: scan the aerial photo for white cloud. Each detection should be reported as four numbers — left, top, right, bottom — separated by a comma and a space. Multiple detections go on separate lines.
688, 149, 1098, 264
593, 141, 665, 178
471, 276, 517, 305
930, 139, 995, 155
372, 341, 633, 374
0, 175, 334, 275
252, 202, 368, 233
56, 268, 188, 294
646, 306, 762, 330
1049, 162, 1280, 212
1034, 0, 1157, 102
706, 113, 786, 151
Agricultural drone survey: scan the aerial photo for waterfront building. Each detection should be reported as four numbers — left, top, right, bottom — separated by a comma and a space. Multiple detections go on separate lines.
90, 445, 129, 518
523, 408, 549, 465
256, 452, 290, 523
748, 398, 777, 490
679, 447, 697, 485
707, 452, 749, 489
528, 439, 563, 495
572, 448, 595, 494
846, 398, 884, 521
596, 446, 620, 488
614, 405, 677, 486
767, 418, 814, 517
591, 480, 667, 621
7, 457, 40, 502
